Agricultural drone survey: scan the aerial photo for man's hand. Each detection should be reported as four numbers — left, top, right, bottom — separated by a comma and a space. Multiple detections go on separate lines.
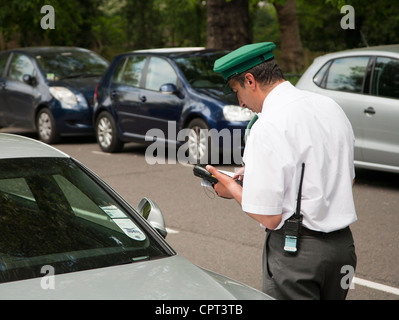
206, 165, 242, 203
206, 165, 282, 229
232, 166, 245, 181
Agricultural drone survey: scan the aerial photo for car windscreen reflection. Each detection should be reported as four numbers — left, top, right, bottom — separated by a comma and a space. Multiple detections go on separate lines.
0, 157, 169, 283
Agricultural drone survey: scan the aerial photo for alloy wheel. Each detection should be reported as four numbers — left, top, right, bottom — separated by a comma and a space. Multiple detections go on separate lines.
38, 112, 52, 141
188, 125, 208, 162
97, 116, 113, 148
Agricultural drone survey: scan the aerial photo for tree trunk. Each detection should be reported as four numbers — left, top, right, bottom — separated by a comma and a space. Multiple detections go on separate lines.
273, 0, 303, 73
206, 0, 252, 50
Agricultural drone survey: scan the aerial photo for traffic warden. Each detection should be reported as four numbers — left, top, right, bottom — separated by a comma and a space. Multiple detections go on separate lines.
206, 42, 357, 300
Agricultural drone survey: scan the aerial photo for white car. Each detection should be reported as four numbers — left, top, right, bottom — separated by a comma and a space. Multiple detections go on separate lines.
296, 45, 399, 173
0, 133, 272, 300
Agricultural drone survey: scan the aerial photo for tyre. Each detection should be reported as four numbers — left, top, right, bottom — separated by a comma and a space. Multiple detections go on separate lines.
186, 118, 212, 164
95, 111, 124, 153
36, 108, 60, 144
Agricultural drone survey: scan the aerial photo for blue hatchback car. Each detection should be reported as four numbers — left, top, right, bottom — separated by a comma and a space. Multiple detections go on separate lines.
93, 48, 254, 164
0, 47, 109, 143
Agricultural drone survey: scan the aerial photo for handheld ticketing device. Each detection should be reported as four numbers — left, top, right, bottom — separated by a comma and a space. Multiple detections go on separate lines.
193, 165, 218, 184
193, 165, 243, 186
283, 163, 305, 254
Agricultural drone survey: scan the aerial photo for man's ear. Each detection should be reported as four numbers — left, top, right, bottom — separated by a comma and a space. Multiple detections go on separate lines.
244, 73, 256, 90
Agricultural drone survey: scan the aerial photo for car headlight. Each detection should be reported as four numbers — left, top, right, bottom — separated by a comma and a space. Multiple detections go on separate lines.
49, 87, 78, 108
223, 105, 254, 121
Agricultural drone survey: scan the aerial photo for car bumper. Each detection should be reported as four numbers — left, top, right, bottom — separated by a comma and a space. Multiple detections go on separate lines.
52, 107, 94, 134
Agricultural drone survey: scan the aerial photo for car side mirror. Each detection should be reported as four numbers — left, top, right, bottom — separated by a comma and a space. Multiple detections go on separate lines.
137, 197, 167, 238
159, 83, 179, 95
23, 74, 37, 86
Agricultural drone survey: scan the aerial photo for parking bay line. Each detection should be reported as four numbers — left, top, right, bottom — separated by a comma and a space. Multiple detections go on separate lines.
92, 151, 111, 155
353, 277, 399, 296
165, 227, 179, 234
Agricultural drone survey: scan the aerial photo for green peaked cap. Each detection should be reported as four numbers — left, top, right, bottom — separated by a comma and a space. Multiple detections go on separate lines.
213, 42, 276, 81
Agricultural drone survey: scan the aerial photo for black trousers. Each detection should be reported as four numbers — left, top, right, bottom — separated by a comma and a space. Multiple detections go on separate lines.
263, 227, 357, 300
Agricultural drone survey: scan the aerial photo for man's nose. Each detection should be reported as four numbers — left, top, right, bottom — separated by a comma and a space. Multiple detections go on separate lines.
238, 98, 246, 108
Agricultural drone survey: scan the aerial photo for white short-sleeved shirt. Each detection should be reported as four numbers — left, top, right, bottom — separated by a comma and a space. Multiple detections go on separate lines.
242, 81, 357, 232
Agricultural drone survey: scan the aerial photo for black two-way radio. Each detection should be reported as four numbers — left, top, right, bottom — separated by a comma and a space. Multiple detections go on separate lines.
283, 163, 305, 254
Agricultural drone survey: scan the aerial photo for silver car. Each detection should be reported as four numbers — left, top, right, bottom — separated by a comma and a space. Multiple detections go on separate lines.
0, 133, 271, 300
296, 45, 399, 173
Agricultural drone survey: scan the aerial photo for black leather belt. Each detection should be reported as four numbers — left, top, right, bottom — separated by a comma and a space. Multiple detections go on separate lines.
268, 226, 349, 237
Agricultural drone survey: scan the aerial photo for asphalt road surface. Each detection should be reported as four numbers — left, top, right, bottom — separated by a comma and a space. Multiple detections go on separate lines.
4, 130, 399, 300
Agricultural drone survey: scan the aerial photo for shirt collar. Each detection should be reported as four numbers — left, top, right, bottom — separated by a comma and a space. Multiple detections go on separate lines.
258, 81, 294, 118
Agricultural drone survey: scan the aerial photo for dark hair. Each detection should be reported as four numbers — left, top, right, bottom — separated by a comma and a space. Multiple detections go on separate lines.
232, 58, 285, 88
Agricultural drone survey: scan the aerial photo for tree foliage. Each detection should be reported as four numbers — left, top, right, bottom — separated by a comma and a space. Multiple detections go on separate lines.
298, 0, 399, 51
1, 0, 398, 65
0, 0, 101, 49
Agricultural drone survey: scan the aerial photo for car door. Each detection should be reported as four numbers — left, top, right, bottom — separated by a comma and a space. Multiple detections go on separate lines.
316, 56, 371, 163
140, 56, 184, 140
110, 55, 147, 136
4, 53, 38, 127
0, 52, 11, 127
361, 56, 399, 168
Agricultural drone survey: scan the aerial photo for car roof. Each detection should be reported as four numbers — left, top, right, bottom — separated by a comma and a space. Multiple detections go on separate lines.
345, 44, 399, 54
129, 47, 227, 58
317, 44, 399, 61
133, 47, 206, 53
0, 133, 68, 159
0, 46, 93, 56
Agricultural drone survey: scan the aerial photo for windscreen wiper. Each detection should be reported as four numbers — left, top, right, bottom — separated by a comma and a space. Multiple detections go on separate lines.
59, 74, 103, 80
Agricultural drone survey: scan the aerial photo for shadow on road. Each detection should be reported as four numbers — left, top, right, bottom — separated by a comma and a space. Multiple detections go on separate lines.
355, 168, 399, 190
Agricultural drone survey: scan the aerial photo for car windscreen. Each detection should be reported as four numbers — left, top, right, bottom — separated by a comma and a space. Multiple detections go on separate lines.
35, 50, 109, 81
0, 157, 170, 283
173, 51, 227, 89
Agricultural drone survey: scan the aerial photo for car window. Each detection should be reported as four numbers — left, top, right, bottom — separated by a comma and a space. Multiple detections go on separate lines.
113, 55, 146, 87
35, 50, 108, 81
0, 53, 10, 77
324, 56, 370, 93
7, 54, 36, 82
313, 61, 331, 87
174, 51, 227, 88
145, 57, 177, 91
371, 57, 399, 99
0, 157, 169, 283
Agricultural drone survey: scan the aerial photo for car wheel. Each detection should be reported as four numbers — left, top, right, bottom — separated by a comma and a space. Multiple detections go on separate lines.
95, 111, 124, 153
36, 108, 60, 144
187, 118, 212, 164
